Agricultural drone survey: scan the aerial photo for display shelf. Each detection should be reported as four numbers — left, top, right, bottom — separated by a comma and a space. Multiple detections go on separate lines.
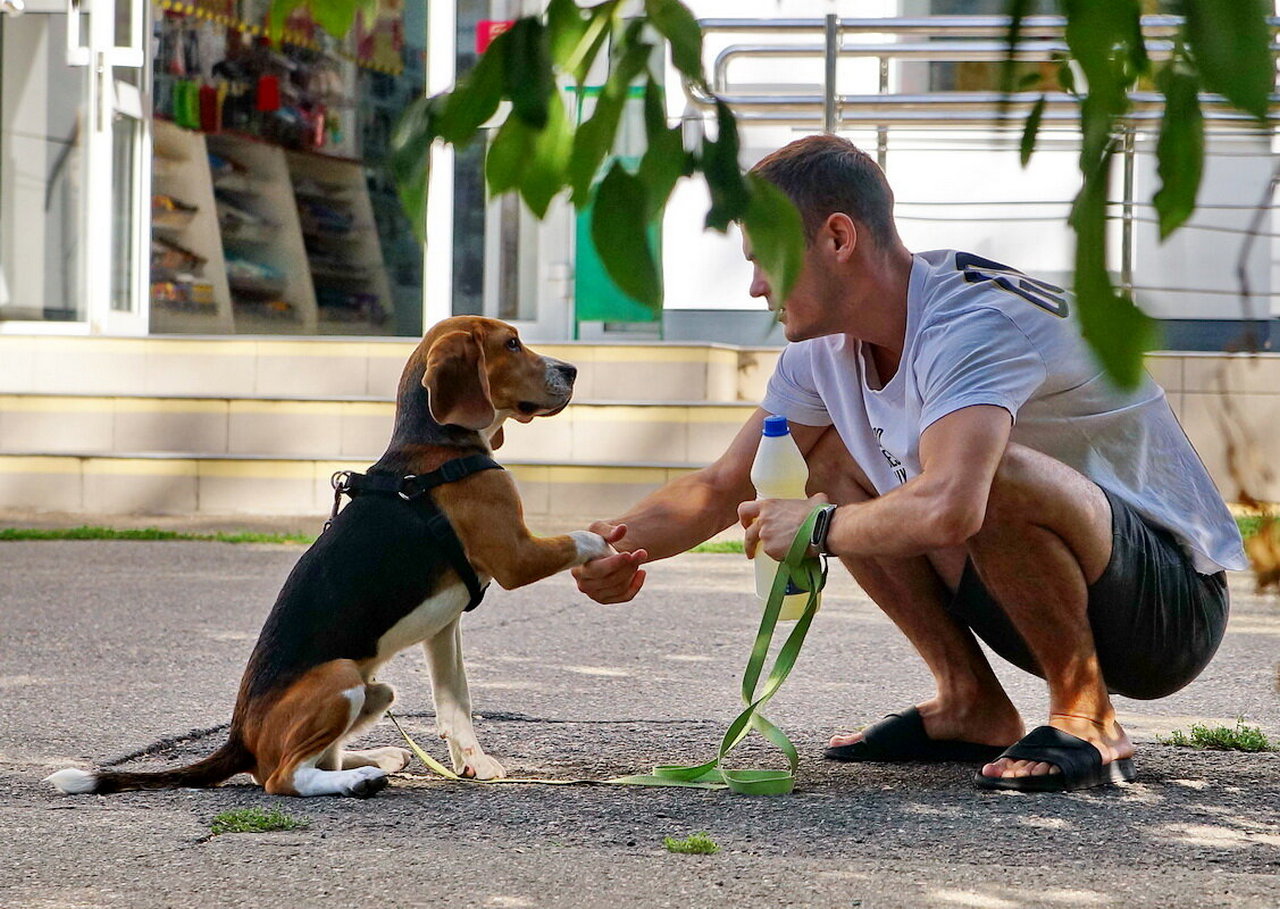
207, 132, 319, 334
149, 119, 235, 333
287, 150, 394, 335
149, 124, 393, 336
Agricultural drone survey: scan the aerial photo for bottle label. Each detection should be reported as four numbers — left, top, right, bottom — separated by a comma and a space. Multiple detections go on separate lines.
784, 578, 804, 596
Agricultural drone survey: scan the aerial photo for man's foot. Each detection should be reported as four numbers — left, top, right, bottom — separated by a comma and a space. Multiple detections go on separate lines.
977, 712, 1133, 782
828, 697, 1023, 753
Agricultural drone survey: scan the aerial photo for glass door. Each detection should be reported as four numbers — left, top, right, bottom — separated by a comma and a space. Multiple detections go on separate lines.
0, 0, 147, 333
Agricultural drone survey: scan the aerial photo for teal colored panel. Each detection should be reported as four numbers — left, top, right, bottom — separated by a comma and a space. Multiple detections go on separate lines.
574, 205, 661, 323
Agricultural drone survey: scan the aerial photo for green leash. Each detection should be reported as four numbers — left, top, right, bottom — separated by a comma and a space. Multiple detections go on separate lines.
392, 506, 828, 796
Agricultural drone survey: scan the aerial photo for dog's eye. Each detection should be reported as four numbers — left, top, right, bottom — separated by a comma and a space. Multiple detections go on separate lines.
505, 338, 522, 352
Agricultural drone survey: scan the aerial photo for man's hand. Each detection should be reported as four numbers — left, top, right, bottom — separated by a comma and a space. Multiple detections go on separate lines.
572, 522, 648, 604
739, 494, 830, 561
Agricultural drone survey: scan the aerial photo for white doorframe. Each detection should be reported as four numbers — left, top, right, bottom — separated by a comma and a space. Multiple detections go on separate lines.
0, 0, 149, 335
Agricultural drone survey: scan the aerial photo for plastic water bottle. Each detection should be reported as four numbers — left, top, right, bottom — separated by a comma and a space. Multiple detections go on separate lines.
749, 415, 819, 622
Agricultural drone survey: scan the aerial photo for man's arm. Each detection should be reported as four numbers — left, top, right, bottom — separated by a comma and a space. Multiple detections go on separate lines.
741, 404, 1012, 561
575, 408, 829, 603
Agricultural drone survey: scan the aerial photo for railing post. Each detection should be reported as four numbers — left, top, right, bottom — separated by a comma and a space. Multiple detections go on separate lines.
824, 14, 838, 133
877, 54, 890, 169
1120, 124, 1136, 299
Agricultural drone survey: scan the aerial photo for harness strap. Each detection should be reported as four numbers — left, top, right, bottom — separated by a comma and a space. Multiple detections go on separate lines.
328, 454, 503, 611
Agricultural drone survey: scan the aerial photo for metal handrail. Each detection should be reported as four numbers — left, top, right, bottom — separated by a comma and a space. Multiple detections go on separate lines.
688, 13, 1280, 304
691, 14, 1280, 130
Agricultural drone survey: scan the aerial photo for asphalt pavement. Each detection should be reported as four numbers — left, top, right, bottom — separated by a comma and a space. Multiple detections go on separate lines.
1, 531, 1277, 908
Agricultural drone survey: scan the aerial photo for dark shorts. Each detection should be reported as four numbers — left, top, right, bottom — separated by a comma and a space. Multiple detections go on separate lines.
948, 487, 1230, 700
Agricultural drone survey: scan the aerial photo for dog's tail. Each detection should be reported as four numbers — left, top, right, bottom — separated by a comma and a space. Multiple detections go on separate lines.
45, 738, 254, 795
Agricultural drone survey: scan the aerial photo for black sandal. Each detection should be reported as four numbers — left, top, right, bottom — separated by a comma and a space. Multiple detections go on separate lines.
823, 707, 1010, 764
973, 725, 1136, 792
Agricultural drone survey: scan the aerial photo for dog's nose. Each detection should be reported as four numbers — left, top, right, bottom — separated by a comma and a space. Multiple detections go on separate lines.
555, 362, 577, 384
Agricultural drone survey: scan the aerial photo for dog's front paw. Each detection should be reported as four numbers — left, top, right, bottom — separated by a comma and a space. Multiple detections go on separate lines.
570, 530, 611, 564
449, 741, 507, 780
462, 753, 507, 780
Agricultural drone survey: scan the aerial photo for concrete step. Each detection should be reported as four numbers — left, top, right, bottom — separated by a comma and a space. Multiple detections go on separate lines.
0, 395, 755, 464
0, 452, 698, 521
0, 335, 778, 404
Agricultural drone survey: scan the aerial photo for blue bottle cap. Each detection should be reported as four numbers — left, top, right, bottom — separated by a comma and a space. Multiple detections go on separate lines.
761, 415, 790, 437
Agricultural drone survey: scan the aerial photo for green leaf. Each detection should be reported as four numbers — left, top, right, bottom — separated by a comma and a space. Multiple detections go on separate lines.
565, 1, 616, 86
1062, 0, 1141, 139
486, 114, 538, 196
702, 98, 749, 231
1153, 62, 1204, 239
741, 173, 805, 307
636, 78, 688, 221
566, 29, 652, 203
1020, 94, 1046, 167
504, 17, 554, 129
1070, 162, 1158, 388
1184, 0, 1272, 120
547, 0, 589, 71
520, 90, 574, 218
1000, 0, 1034, 94
268, 0, 308, 40
1075, 282, 1160, 390
1053, 51, 1077, 96
436, 32, 508, 145
568, 91, 626, 203
645, 0, 705, 87
389, 95, 439, 241
591, 161, 661, 307
309, 0, 359, 39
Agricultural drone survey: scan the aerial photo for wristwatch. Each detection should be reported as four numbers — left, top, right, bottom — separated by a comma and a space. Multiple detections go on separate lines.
809, 504, 838, 555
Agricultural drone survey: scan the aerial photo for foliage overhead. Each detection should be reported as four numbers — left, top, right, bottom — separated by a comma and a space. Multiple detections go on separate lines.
1009, 0, 1274, 386
381, 0, 805, 311
289, 0, 1275, 387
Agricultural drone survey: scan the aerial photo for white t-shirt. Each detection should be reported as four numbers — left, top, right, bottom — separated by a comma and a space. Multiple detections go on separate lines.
761, 249, 1246, 574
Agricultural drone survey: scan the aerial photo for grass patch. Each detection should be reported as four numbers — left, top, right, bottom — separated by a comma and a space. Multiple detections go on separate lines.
210, 807, 309, 836
662, 832, 720, 855
0, 525, 314, 545
1237, 515, 1268, 540
690, 539, 745, 554
1158, 719, 1275, 753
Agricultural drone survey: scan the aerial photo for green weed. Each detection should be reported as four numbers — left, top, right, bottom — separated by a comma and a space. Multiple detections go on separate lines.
662, 832, 720, 855
210, 807, 309, 836
0, 526, 313, 545
690, 540, 745, 554
1158, 719, 1275, 752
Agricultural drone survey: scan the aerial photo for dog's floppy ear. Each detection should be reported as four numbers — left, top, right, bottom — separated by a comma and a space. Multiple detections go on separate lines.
422, 329, 496, 430
489, 426, 505, 451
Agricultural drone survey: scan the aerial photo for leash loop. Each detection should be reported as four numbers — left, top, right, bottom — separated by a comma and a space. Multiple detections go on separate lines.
324, 470, 354, 532
394, 505, 830, 795
397, 475, 421, 501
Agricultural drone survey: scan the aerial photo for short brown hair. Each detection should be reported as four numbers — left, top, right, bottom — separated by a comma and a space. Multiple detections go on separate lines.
750, 135, 899, 249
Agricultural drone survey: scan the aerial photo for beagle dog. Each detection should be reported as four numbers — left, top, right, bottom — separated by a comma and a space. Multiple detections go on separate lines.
47, 316, 611, 797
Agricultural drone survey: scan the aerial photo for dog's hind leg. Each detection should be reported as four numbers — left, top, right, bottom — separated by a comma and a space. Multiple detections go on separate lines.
423, 618, 506, 780
254, 661, 391, 797
322, 682, 411, 772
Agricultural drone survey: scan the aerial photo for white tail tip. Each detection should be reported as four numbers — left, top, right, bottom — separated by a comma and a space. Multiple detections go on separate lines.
44, 768, 97, 794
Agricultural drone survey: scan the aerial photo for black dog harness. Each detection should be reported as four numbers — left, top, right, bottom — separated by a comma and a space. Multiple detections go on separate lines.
327, 454, 503, 612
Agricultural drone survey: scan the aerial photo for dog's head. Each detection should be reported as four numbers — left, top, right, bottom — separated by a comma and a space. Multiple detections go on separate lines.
418, 317, 576, 447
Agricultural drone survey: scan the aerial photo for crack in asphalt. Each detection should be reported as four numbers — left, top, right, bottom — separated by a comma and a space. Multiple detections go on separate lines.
103, 723, 232, 766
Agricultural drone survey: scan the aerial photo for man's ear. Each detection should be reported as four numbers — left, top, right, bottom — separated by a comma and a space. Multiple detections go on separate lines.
422, 329, 496, 430
825, 213, 858, 262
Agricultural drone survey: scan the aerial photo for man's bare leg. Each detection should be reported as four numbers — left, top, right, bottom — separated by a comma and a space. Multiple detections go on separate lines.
804, 429, 1023, 749
966, 444, 1132, 781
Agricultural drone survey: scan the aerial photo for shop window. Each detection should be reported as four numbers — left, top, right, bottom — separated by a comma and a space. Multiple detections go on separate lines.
149, 0, 425, 335
0, 12, 86, 323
